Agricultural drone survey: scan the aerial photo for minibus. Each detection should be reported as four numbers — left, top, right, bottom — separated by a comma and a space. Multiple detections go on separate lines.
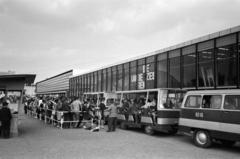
116, 88, 187, 135
179, 90, 240, 148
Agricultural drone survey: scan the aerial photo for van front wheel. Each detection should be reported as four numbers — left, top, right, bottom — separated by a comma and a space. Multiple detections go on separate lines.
194, 130, 212, 148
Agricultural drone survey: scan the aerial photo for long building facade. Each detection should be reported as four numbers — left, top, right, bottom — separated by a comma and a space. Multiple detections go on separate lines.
36, 70, 74, 97
69, 25, 240, 97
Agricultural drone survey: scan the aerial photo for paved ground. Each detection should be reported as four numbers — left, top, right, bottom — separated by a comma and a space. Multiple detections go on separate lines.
1, 105, 240, 159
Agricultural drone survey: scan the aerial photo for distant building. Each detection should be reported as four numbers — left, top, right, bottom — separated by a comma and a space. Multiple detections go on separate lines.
24, 84, 36, 96
0, 70, 15, 75
36, 69, 81, 97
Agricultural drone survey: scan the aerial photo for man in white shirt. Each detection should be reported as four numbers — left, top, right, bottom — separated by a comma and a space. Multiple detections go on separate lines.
71, 97, 81, 128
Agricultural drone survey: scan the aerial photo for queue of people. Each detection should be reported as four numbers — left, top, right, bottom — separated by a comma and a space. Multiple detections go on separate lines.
25, 96, 109, 131
25, 95, 162, 132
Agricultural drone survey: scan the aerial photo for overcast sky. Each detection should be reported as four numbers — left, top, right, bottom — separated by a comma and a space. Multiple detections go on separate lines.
0, 0, 240, 83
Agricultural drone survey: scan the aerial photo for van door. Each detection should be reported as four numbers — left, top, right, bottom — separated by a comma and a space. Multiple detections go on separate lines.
220, 95, 240, 141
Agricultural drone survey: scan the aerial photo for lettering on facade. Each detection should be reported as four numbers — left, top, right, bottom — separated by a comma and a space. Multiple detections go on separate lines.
131, 75, 137, 82
138, 64, 155, 89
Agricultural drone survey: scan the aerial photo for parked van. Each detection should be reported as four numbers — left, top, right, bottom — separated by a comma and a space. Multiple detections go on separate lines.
179, 90, 240, 148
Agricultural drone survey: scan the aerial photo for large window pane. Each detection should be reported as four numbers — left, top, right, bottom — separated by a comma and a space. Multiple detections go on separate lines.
130, 67, 137, 90
146, 63, 155, 89
98, 74, 101, 92
169, 57, 180, 88
183, 53, 196, 87
198, 49, 214, 87
138, 65, 145, 90
217, 44, 237, 86
123, 68, 129, 91
112, 71, 117, 92
107, 72, 112, 92
157, 60, 167, 88
91, 76, 94, 92
117, 70, 123, 91
94, 75, 97, 92
102, 73, 107, 92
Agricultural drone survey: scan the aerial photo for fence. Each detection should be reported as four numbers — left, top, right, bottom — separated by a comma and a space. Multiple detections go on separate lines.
26, 107, 96, 129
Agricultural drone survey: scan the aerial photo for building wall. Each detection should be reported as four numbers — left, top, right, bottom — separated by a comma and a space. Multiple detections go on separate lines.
69, 26, 240, 97
36, 70, 73, 95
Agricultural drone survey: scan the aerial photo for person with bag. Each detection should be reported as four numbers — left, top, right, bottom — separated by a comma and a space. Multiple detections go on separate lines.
0, 102, 12, 138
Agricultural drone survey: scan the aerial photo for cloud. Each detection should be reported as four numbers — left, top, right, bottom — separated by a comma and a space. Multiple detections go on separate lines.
1, 0, 240, 83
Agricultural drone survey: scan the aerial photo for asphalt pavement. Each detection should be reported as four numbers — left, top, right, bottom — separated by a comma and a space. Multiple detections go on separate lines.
0, 105, 240, 159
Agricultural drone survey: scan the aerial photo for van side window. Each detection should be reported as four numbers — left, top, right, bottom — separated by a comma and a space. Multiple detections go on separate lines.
184, 96, 201, 108
224, 95, 240, 110
202, 95, 222, 109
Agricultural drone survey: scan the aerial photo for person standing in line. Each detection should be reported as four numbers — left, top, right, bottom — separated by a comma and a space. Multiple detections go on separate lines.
71, 97, 81, 128
61, 97, 71, 129
105, 99, 117, 132
99, 98, 106, 129
0, 102, 12, 138
122, 98, 130, 121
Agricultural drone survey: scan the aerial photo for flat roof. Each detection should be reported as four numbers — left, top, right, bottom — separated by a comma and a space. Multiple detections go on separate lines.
71, 25, 240, 78
0, 74, 36, 84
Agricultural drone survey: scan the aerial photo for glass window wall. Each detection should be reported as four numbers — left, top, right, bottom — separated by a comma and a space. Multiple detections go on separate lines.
157, 60, 168, 88
183, 53, 196, 87
112, 70, 117, 92
217, 44, 237, 86
91, 75, 94, 92
138, 65, 145, 90
102, 72, 107, 92
169, 57, 180, 88
98, 73, 102, 92
107, 71, 112, 92
146, 63, 155, 89
130, 67, 137, 90
198, 49, 214, 87
94, 74, 97, 92
117, 69, 123, 91
123, 68, 129, 91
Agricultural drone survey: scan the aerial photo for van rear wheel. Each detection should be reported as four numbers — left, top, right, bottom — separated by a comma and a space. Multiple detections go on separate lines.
220, 139, 236, 146
194, 130, 212, 148
144, 125, 155, 135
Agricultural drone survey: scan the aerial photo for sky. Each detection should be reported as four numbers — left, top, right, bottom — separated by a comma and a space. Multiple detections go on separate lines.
0, 0, 240, 83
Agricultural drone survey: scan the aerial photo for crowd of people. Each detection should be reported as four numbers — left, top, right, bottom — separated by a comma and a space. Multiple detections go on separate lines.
24, 95, 163, 130
24, 96, 118, 132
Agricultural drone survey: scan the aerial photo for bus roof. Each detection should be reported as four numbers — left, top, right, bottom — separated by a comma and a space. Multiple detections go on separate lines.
116, 88, 187, 94
186, 89, 240, 95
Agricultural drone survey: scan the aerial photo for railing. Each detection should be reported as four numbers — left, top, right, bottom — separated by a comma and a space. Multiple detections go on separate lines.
26, 107, 96, 129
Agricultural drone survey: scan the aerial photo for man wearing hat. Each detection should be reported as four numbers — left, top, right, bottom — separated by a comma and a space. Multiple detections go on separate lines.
0, 102, 12, 138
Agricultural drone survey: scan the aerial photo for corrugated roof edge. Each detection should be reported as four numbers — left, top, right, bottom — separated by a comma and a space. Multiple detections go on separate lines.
70, 25, 240, 79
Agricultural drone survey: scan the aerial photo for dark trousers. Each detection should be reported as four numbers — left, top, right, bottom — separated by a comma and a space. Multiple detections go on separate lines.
2, 120, 11, 138
108, 117, 117, 131
76, 115, 83, 128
